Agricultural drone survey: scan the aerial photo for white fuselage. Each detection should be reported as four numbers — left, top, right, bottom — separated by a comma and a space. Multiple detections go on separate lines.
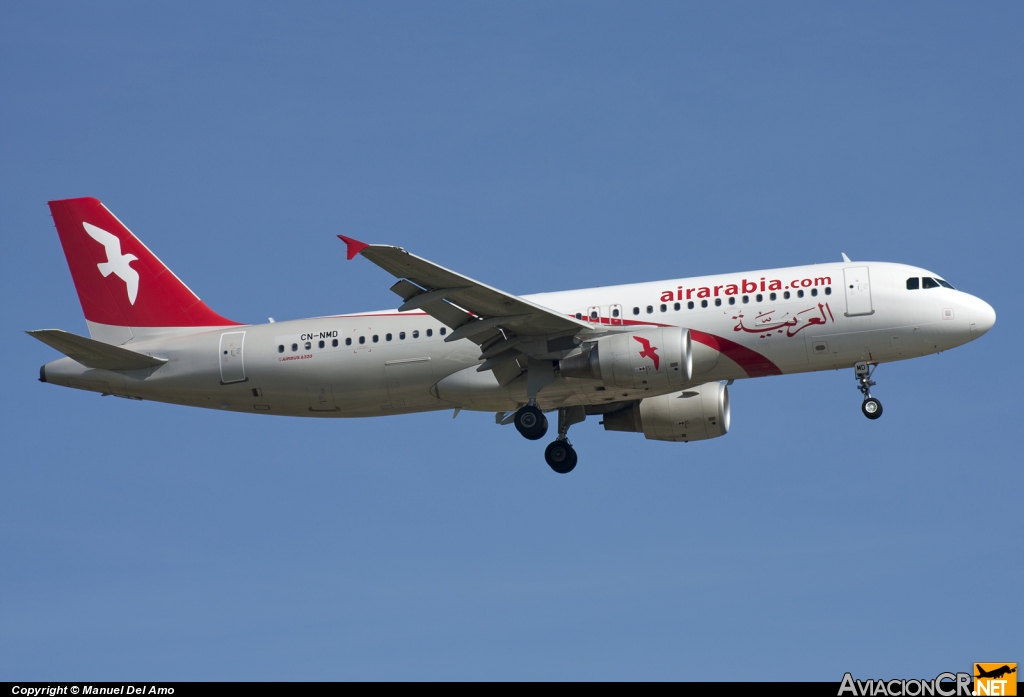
40, 261, 995, 416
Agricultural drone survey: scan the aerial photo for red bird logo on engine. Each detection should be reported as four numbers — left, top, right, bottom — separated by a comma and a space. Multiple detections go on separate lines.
633, 336, 660, 370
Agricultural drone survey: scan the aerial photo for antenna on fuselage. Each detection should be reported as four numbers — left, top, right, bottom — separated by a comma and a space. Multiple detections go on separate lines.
841, 253, 851, 262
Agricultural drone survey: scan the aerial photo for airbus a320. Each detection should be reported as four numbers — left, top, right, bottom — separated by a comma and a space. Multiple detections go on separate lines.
31, 198, 996, 473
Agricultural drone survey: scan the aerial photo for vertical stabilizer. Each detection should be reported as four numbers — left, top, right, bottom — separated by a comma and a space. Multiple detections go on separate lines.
47, 198, 240, 343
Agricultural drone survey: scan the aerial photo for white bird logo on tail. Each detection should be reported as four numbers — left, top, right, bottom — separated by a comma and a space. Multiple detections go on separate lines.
83, 222, 139, 304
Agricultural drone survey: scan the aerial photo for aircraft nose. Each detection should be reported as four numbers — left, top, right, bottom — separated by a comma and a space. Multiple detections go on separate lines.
968, 297, 996, 339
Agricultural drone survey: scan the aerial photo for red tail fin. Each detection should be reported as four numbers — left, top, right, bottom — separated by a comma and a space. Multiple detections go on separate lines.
48, 198, 239, 330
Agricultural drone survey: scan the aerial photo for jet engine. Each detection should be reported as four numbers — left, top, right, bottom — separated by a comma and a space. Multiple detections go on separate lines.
602, 381, 730, 442
558, 328, 693, 390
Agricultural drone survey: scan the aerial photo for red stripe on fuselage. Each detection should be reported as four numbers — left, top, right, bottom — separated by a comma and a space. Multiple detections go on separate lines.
569, 314, 782, 378
689, 329, 782, 377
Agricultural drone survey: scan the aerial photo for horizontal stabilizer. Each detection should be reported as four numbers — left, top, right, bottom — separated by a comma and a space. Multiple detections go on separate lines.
27, 329, 167, 371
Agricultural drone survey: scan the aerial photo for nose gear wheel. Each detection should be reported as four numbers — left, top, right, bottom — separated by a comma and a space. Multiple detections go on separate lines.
861, 397, 882, 419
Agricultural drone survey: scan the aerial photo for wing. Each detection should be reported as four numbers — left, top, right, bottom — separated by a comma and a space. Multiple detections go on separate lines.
339, 236, 594, 383
83, 222, 121, 254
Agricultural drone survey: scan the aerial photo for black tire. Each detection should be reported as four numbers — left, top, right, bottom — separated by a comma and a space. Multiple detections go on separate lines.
545, 440, 577, 474
515, 405, 549, 440
862, 397, 883, 420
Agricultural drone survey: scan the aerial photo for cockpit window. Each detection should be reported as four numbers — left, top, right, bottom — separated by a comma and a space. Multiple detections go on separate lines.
906, 277, 919, 290
936, 278, 955, 289
922, 277, 940, 289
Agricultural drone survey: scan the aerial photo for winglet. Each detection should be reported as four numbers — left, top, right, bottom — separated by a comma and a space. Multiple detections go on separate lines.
338, 235, 370, 260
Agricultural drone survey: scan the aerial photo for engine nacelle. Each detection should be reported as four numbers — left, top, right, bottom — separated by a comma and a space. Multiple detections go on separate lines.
559, 328, 692, 390
602, 382, 730, 442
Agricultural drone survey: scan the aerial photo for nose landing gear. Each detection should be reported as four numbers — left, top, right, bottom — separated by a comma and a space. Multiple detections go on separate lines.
855, 361, 883, 420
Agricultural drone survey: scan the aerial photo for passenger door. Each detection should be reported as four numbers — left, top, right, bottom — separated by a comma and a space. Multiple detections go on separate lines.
219, 331, 246, 384
843, 267, 874, 317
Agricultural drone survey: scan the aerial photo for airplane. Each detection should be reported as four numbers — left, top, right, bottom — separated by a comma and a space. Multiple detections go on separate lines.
975, 665, 1016, 680
31, 197, 997, 473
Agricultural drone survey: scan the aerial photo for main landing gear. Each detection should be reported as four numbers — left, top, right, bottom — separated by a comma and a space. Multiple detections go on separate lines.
544, 440, 577, 474
512, 404, 585, 473
513, 404, 548, 440
855, 361, 883, 420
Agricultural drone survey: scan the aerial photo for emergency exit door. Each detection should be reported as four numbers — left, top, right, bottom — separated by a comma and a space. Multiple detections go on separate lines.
610, 304, 623, 326
843, 267, 874, 317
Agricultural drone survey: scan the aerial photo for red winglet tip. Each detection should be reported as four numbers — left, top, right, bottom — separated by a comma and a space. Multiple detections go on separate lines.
337, 235, 370, 260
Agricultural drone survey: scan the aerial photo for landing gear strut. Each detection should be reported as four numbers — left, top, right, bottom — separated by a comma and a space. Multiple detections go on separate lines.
514, 403, 548, 440
544, 406, 585, 474
855, 361, 883, 420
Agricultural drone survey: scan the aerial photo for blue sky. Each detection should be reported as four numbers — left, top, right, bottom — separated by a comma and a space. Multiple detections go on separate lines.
1, 2, 1021, 680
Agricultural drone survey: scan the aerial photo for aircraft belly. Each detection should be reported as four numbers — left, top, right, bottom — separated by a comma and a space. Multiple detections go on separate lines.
433, 363, 719, 412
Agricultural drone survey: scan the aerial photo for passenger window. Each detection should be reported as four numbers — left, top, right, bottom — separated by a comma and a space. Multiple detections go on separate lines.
613, 308, 620, 317
784, 291, 791, 300
922, 277, 940, 289
797, 289, 804, 298
304, 341, 311, 350
687, 301, 694, 309
590, 311, 598, 320
426, 329, 433, 337
413, 330, 419, 338
824, 287, 832, 295
810, 288, 818, 297
742, 295, 749, 304
278, 345, 284, 353
332, 339, 338, 347
359, 336, 365, 344
345, 338, 352, 346
701, 299, 708, 308
373, 335, 378, 342
386, 333, 392, 341
440, 327, 447, 335
317, 340, 324, 348
658, 304, 665, 312
770, 292, 776, 301
756, 294, 763, 302
633, 307, 640, 315
906, 277, 920, 290
715, 298, 722, 307
646, 306, 653, 314
673, 303, 680, 311
576, 312, 582, 320
399, 332, 406, 340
